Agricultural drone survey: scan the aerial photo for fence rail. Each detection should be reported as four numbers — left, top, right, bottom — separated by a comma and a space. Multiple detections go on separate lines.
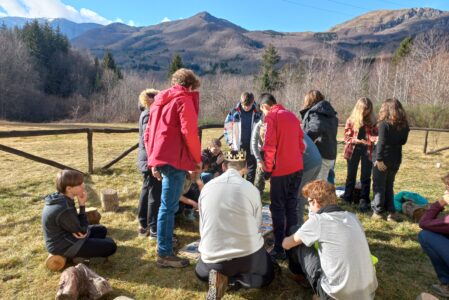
1, 124, 448, 174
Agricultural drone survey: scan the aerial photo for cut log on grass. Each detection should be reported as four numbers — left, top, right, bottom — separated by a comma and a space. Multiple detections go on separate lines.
45, 254, 66, 272
86, 207, 101, 224
55, 263, 112, 300
100, 189, 119, 212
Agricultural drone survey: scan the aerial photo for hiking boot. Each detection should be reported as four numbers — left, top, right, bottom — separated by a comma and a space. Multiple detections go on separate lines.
359, 199, 370, 213
269, 248, 286, 260
431, 283, 449, 298
387, 212, 400, 222
371, 212, 384, 220
138, 227, 150, 237
206, 269, 228, 300
156, 255, 189, 268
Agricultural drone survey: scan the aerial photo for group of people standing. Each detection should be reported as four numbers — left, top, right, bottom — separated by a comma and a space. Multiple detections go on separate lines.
40, 67, 449, 299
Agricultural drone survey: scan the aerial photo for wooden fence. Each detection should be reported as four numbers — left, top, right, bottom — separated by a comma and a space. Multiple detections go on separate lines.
1, 124, 447, 174
0, 125, 224, 174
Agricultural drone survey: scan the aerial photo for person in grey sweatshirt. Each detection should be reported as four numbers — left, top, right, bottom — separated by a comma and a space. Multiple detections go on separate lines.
42, 170, 116, 259
251, 118, 266, 196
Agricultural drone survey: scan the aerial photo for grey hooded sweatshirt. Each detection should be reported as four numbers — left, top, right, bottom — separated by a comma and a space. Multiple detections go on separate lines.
42, 192, 89, 257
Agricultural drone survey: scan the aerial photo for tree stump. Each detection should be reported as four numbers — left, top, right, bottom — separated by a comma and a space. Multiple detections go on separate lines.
45, 254, 66, 272
100, 189, 119, 212
86, 207, 102, 224
56, 263, 112, 300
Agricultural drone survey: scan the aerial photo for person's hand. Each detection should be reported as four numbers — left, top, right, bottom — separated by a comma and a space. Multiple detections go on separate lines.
257, 161, 264, 171
216, 153, 224, 164
72, 232, 87, 239
77, 187, 87, 206
152, 167, 162, 181
375, 161, 387, 172
195, 162, 203, 172
192, 201, 199, 210
264, 172, 272, 180
442, 192, 449, 205
358, 139, 368, 145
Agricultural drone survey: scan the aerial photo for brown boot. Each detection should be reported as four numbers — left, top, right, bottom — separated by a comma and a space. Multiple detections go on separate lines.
156, 255, 189, 268
206, 269, 228, 300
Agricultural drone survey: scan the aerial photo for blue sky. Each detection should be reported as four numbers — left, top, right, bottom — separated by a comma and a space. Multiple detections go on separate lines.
1, 0, 449, 32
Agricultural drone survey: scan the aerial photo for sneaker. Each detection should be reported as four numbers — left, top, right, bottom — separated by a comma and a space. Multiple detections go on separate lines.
387, 212, 400, 222
156, 255, 189, 268
138, 227, 150, 237
359, 199, 370, 213
269, 248, 286, 260
371, 212, 384, 220
431, 283, 449, 298
149, 229, 157, 240
206, 269, 228, 300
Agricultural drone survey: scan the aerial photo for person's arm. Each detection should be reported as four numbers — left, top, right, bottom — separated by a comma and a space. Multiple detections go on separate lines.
251, 122, 263, 162
262, 114, 277, 173
298, 124, 305, 155
376, 122, 387, 162
178, 98, 202, 165
180, 195, 198, 209
401, 126, 410, 145
304, 112, 322, 142
344, 119, 357, 144
419, 198, 449, 234
282, 233, 303, 250
57, 208, 88, 234
223, 111, 233, 146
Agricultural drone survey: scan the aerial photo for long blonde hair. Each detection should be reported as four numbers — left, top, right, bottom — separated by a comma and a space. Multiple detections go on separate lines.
139, 88, 159, 109
348, 97, 376, 129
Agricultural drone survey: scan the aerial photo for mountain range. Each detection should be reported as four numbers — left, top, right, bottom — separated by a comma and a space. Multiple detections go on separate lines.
2, 8, 449, 75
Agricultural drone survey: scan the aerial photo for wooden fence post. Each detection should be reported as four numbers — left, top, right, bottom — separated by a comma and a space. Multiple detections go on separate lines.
423, 130, 429, 154
87, 129, 93, 174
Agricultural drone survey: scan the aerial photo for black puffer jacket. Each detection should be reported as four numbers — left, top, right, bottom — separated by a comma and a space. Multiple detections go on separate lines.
137, 109, 149, 173
300, 100, 338, 160
42, 193, 88, 257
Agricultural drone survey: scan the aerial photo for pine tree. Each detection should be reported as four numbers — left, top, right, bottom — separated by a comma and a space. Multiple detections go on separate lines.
393, 37, 413, 65
258, 44, 283, 92
168, 53, 184, 78
102, 50, 122, 79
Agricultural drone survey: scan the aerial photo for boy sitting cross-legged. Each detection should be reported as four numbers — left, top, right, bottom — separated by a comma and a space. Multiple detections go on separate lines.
283, 180, 378, 300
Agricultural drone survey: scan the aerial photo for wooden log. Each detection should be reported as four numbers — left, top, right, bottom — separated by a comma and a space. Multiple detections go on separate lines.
91, 128, 138, 134
426, 145, 449, 155
80, 207, 101, 225
87, 130, 94, 174
45, 254, 66, 272
423, 130, 429, 154
100, 189, 119, 212
55, 266, 80, 300
0, 144, 84, 174
55, 263, 112, 300
100, 143, 138, 170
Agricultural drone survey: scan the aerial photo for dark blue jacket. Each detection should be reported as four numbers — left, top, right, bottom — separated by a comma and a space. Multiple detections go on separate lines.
300, 100, 338, 160
42, 193, 88, 257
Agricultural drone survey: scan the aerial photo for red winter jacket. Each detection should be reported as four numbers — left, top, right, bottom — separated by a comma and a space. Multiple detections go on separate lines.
144, 84, 202, 171
263, 104, 305, 177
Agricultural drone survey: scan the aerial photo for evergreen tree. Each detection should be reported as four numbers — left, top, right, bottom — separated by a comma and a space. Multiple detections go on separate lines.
393, 37, 413, 65
258, 44, 283, 92
168, 53, 184, 78
102, 50, 122, 79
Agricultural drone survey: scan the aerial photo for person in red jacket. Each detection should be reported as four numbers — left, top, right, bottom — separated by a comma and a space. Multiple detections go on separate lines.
144, 68, 202, 268
260, 93, 305, 260
418, 174, 449, 298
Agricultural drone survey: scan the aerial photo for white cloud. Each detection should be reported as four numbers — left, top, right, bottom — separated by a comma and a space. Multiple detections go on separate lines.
160, 17, 171, 23
127, 19, 135, 26
0, 0, 113, 24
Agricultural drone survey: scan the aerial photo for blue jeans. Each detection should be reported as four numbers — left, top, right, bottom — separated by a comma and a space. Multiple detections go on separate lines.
418, 230, 449, 284
157, 165, 186, 256
200, 172, 214, 184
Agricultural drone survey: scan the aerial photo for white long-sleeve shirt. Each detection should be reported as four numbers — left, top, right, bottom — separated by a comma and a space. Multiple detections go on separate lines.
198, 168, 264, 263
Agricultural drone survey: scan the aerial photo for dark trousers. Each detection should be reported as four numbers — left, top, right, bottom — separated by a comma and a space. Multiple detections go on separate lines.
138, 171, 162, 232
195, 247, 274, 288
418, 230, 449, 284
343, 146, 372, 203
75, 225, 117, 258
287, 243, 332, 300
270, 171, 302, 251
371, 163, 399, 214
245, 151, 257, 184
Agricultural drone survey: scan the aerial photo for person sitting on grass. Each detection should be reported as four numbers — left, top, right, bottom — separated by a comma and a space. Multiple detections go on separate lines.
196, 150, 274, 300
200, 138, 224, 184
418, 174, 449, 298
42, 170, 117, 262
283, 180, 378, 300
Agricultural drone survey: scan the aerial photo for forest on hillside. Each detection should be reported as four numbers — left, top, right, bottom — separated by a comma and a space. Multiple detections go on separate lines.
1, 21, 449, 128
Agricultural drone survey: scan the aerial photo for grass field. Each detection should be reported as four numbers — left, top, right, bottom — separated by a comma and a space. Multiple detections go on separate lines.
1, 122, 449, 300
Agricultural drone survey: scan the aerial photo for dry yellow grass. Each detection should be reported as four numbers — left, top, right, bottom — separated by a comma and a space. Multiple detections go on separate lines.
0, 122, 448, 299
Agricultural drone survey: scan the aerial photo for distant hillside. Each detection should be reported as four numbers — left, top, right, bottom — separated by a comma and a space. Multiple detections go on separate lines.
0, 16, 102, 39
